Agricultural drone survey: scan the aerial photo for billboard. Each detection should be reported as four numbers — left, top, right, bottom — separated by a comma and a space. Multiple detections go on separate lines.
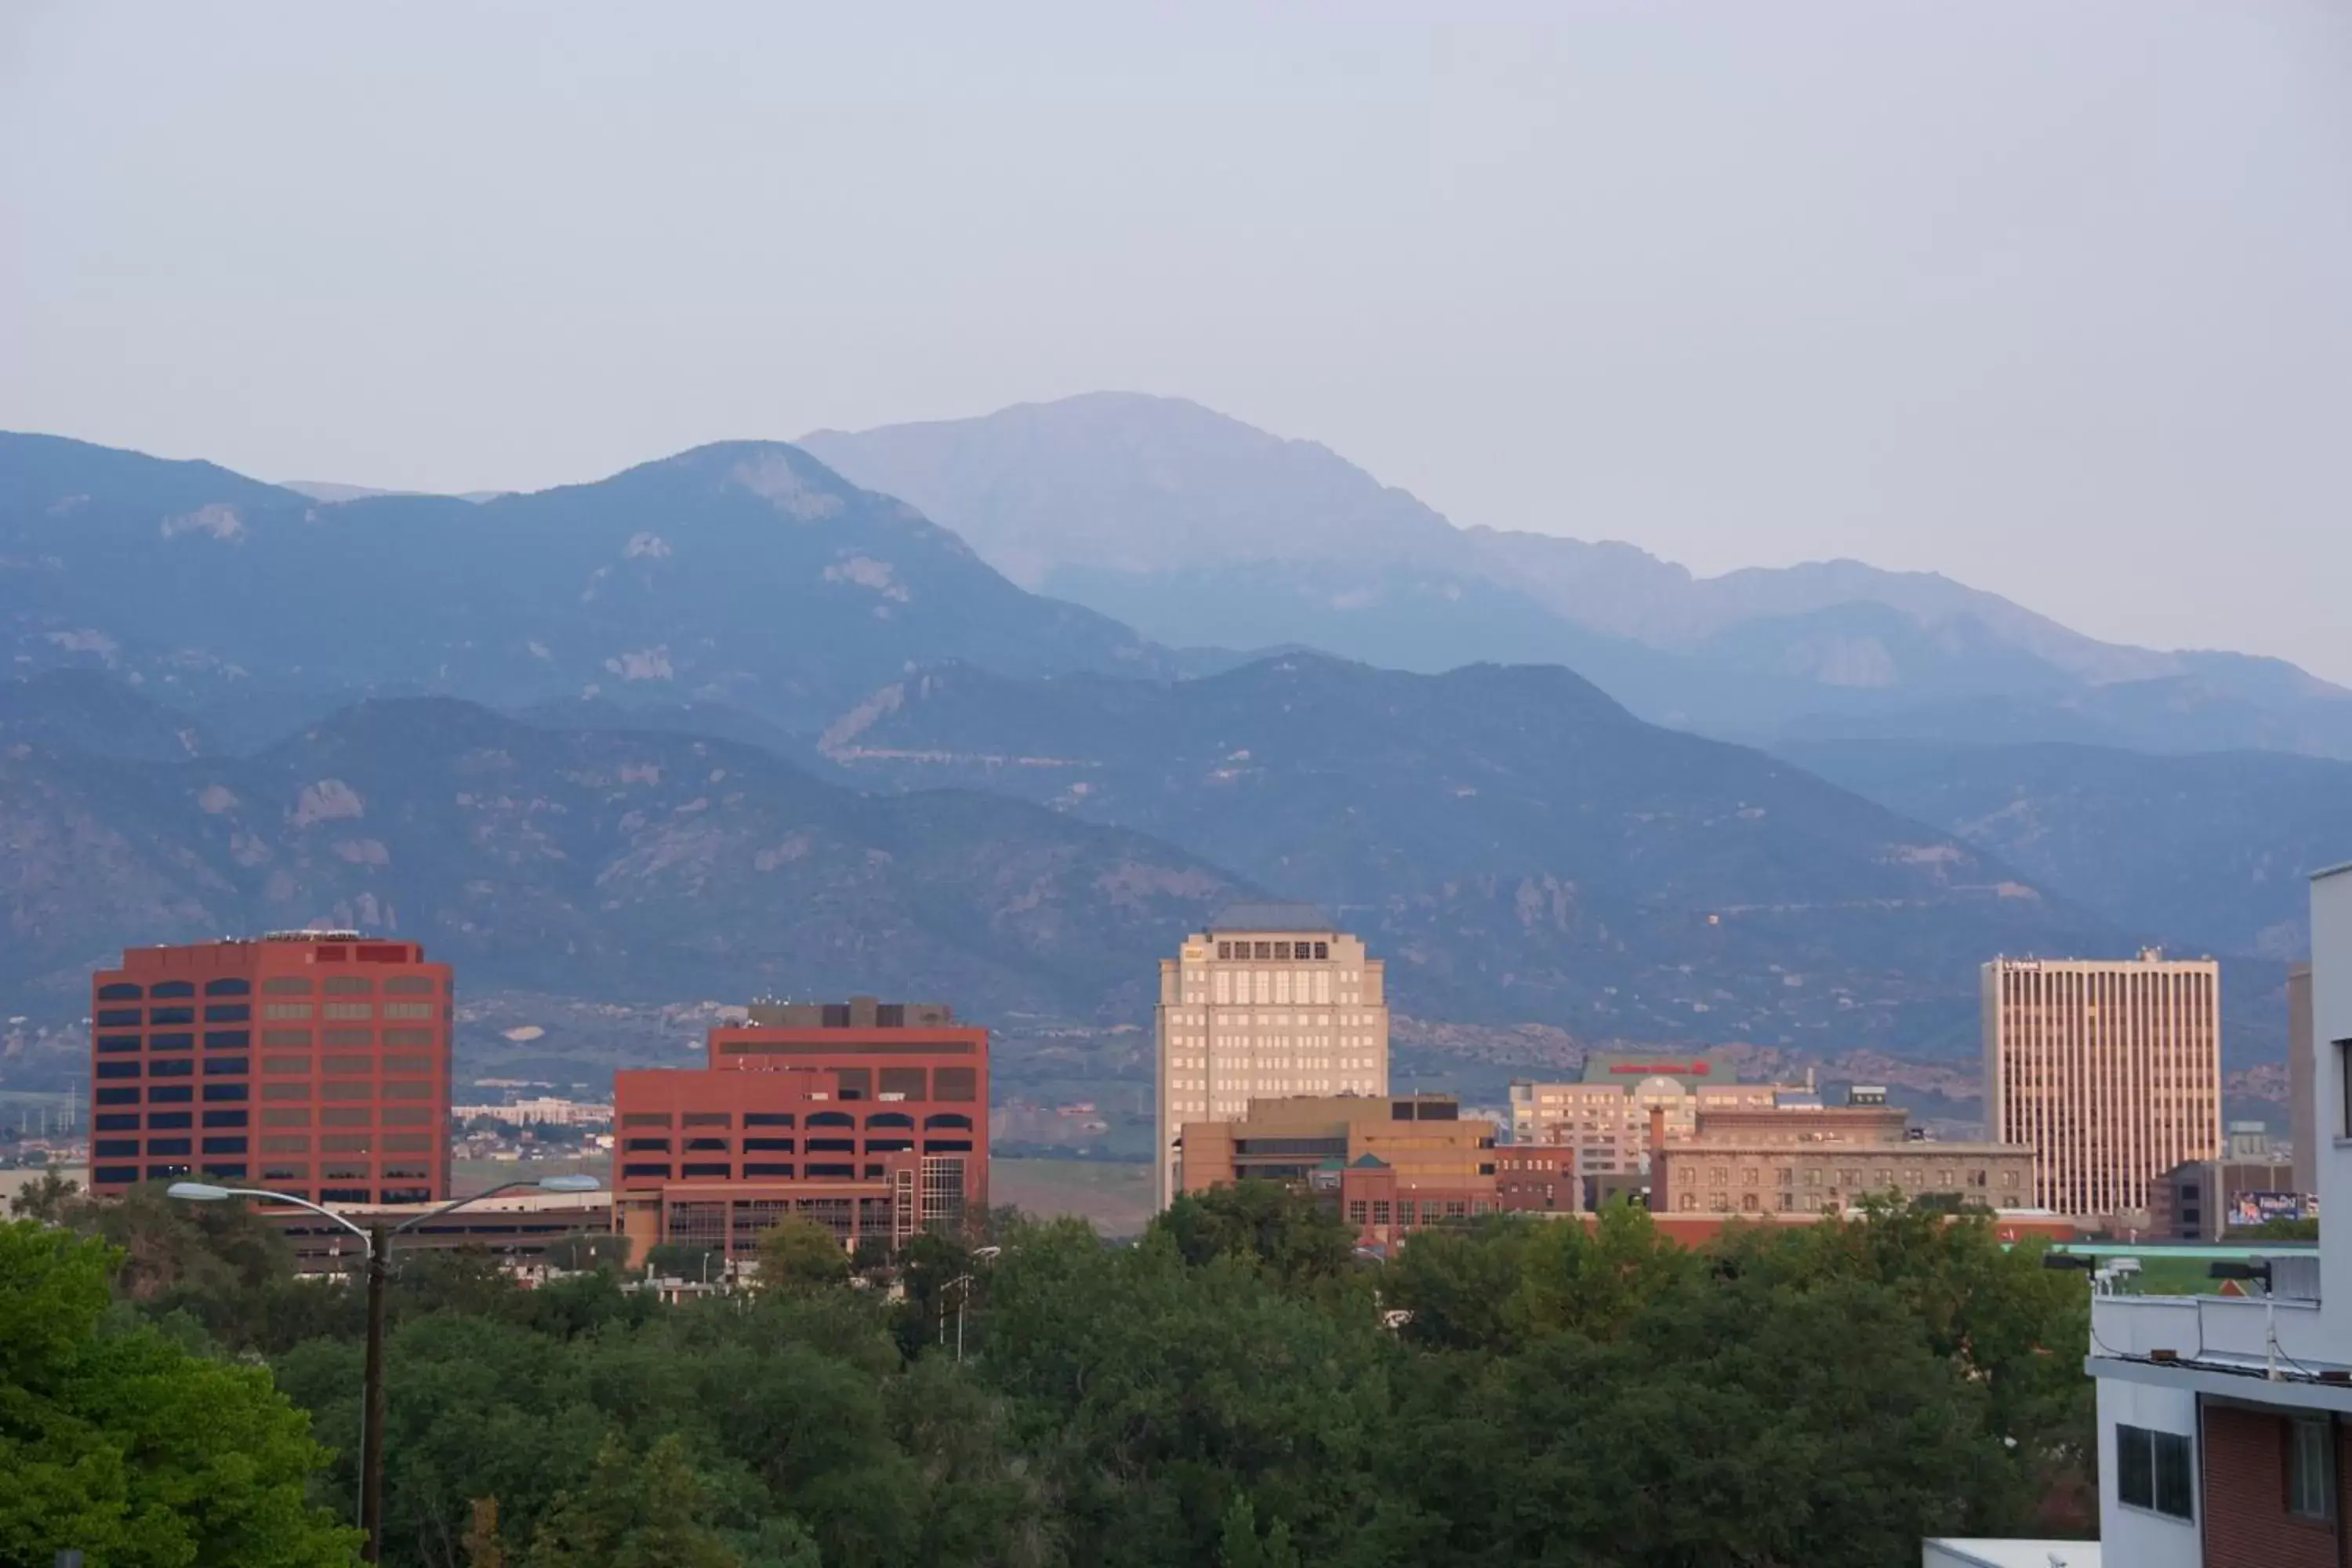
2230, 1191, 2312, 1225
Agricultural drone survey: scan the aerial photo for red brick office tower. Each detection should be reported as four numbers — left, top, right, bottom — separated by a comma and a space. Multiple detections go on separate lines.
89, 932, 454, 1203
612, 996, 988, 1263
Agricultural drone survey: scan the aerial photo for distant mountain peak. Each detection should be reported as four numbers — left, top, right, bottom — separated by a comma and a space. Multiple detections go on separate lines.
798, 394, 2352, 752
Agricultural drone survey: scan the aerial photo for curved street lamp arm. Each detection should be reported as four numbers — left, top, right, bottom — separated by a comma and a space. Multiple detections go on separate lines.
212, 1186, 373, 1244
388, 1179, 538, 1236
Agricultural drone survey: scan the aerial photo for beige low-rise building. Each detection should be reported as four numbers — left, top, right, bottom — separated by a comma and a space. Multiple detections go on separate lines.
1653, 1103, 2036, 1216
1176, 1093, 1500, 1250
1509, 1051, 1813, 1176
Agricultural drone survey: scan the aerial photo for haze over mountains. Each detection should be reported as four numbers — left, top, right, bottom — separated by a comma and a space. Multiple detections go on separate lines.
0, 431, 1170, 743
1, 409, 2336, 1088
802, 394, 2352, 758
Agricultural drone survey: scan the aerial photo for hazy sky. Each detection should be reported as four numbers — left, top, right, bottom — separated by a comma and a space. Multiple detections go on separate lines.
5, 3, 2350, 679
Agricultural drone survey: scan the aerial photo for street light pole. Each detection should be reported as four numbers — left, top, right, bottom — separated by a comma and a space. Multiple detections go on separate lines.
169, 1174, 600, 1563
359, 1221, 389, 1559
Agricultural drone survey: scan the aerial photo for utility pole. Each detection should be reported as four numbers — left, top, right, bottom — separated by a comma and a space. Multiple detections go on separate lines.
360, 1223, 390, 1562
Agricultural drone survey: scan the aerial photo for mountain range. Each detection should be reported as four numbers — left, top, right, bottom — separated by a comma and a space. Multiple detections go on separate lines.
0, 691, 1246, 1025
0, 430, 1174, 744
0, 664, 2129, 1063
2, 410, 2342, 1088
801, 394, 2352, 757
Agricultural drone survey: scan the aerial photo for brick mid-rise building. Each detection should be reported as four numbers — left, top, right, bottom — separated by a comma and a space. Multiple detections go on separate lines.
612, 996, 987, 1264
88, 931, 454, 1204
1176, 1093, 1501, 1251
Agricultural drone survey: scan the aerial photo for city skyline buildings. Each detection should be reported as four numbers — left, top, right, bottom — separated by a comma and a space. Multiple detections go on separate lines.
1153, 902, 1390, 1211
1508, 1052, 1816, 1179
612, 996, 989, 1264
1981, 949, 2223, 1220
87, 931, 454, 1206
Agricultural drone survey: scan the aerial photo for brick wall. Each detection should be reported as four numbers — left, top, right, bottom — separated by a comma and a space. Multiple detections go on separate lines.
2198, 1401, 2337, 1568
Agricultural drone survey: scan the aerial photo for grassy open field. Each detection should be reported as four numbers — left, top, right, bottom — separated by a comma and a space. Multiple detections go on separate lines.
992, 1158, 1156, 1236
451, 1152, 609, 1197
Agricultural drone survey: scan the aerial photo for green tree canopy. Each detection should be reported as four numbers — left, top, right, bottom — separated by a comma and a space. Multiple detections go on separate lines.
755, 1219, 851, 1295
0, 1218, 359, 1566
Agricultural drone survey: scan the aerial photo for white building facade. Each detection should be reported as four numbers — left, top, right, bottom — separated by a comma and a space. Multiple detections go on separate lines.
1154, 902, 1388, 1211
1982, 951, 2223, 1218
2058, 864, 2352, 1568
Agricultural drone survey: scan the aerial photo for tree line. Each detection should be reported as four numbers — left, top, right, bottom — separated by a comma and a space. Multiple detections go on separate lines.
4, 1174, 2093, 1566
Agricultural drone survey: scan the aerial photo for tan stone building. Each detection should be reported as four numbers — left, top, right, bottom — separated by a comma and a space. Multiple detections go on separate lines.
1176, 1093, 1498, 1248
1652, 1104, 2035, 1217
1154, 903, 1388, 1210
1982, 950, 2223, 1218
1508, 1051, 1812, 1177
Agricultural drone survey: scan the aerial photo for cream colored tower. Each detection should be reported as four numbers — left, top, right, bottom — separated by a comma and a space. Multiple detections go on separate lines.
1156, 903, 1388, 1210
1981, 949, 2223, 1218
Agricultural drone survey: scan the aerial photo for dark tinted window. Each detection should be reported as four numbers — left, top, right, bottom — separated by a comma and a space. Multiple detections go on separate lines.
149, 1007, 195, 1025
148, 1033, 194, 1051
201, 1109, 249, 1127
95, 1113, 140, 1131
97, 982, 143, 1000
150, 981, 195, 998
147, 1138, 192, 1156
205, 1004, 251, 1022
147, 1112, 194, 1130
204, 978, 252, 996
205, 1030, 251, 1049
96, 1088, 139, 1105
96, 1036, 141, 1054
744, 1112, 794, 1127
202, 1058, 249, 1075
96, 1009, 141, 1027
148, 1085, 193, 1104
202, 1137, 249, 1155
202, 1083, 249, 1102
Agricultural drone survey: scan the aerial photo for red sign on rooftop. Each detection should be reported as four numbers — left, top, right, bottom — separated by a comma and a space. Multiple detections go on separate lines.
1608, 1062, 1711, 1076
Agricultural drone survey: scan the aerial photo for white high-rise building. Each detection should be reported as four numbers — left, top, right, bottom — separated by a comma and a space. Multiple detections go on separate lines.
1981, 949, 2222, 1218
1154, 903, 1388, 1210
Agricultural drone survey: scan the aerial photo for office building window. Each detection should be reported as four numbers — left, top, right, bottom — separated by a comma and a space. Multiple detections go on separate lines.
2339, 1038, 2352, 1138
2290, 1417, 2335, 1520
2115, 1425, 2194, 1520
